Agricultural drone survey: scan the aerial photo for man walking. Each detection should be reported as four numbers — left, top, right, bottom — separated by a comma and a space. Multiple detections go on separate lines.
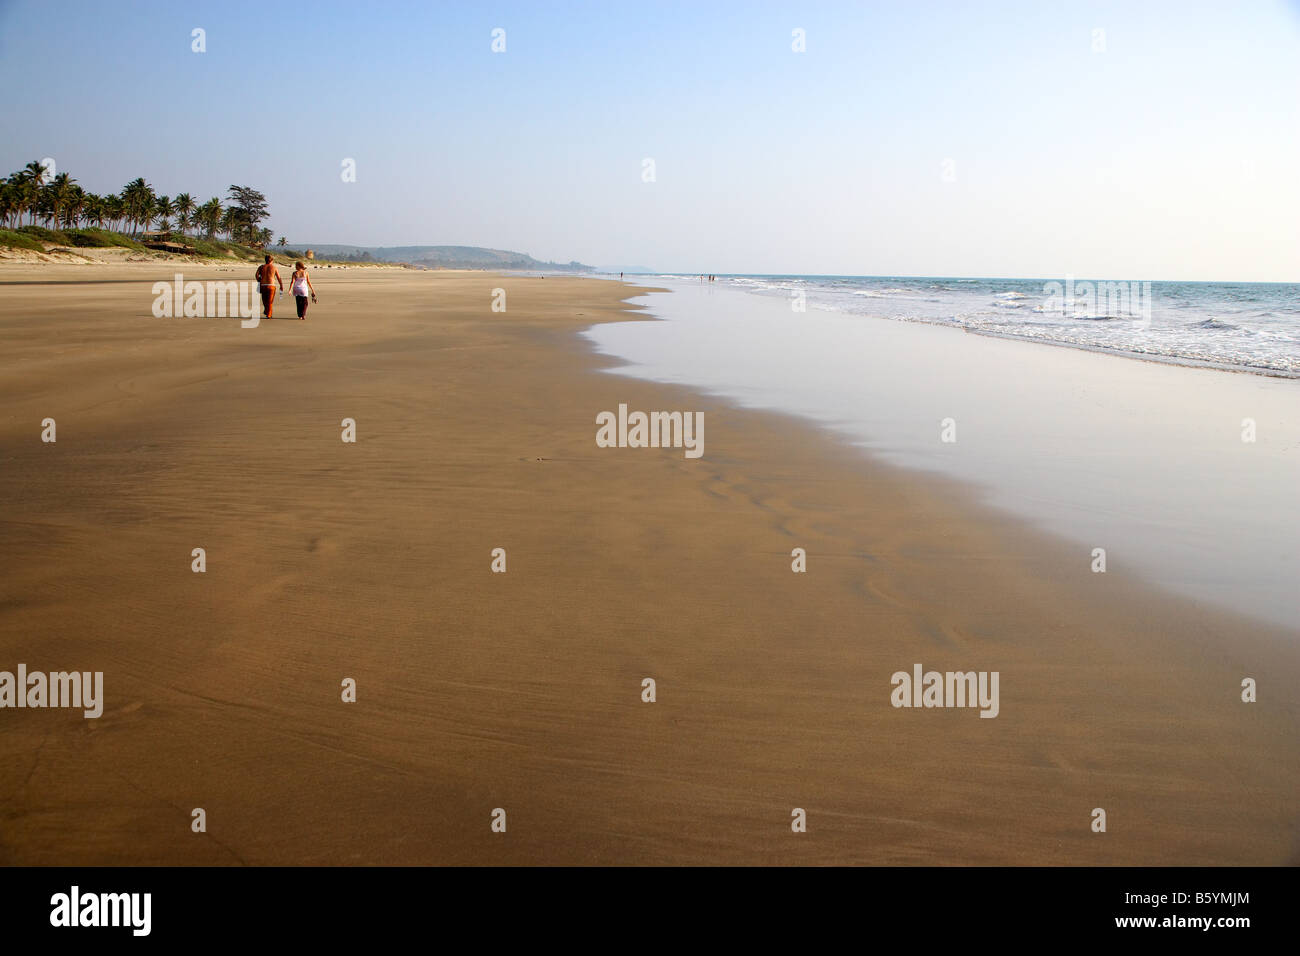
255, 254, 283, 320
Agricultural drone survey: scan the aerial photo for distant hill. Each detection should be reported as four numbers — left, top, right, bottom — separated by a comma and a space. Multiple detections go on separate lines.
303, 244, 593, 271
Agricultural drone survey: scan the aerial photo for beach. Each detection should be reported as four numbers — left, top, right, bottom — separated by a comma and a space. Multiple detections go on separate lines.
590, 278, 1300, 628
0, 264, 1296, 865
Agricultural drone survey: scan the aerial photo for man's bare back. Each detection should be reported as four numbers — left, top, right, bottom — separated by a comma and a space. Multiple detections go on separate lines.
256, 256, 284, 319
256, 262, 282, 288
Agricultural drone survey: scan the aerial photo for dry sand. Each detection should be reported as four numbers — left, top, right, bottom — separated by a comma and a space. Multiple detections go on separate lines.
0, 263, 1296, 865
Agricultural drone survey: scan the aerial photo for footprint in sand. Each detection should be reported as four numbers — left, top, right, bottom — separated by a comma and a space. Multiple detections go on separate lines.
87, 700, 144, 731
865, 577, 907, 609
937, 621, 972, 647
307, 535, 340, 556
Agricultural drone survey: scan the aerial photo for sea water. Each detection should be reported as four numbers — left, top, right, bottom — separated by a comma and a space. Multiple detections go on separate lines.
658, 274, 1300, 376
583, 277, 1300, 629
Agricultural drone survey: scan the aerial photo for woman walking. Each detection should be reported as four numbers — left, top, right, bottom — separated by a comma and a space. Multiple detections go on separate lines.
291, 261, 316, 320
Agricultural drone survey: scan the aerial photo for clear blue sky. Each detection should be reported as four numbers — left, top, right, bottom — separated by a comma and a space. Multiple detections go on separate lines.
2, 0, 1297, 279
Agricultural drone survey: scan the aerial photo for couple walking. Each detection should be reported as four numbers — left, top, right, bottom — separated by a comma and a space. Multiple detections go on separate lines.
255, 254, 316, 320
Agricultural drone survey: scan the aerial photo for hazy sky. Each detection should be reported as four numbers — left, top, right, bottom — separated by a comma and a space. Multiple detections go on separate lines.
2, 0, 1297, 279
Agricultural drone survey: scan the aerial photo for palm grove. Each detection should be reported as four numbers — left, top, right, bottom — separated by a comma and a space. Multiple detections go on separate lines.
1, 161, 285, 248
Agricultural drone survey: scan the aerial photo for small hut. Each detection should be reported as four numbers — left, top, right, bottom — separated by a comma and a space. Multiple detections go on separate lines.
143, 239, 196, 255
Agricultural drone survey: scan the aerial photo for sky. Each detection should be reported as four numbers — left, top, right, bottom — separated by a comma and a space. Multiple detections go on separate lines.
1, 0, 1297, 279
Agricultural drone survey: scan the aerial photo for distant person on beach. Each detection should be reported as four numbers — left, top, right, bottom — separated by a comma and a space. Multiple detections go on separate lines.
290, 261, 316, 320
255, 254, 283, 319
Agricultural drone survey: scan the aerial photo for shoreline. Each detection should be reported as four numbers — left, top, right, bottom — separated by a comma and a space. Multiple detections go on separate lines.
932, 317, 1300, 380
1, 267, 1296, 864
635, 274, 1300, 380
589, 277, 1300, 629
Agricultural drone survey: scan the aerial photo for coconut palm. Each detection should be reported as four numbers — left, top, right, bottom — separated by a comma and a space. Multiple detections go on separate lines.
34, 189, 54, 227
44, 173, 78, 229
2, 165, 275, 248
0, 181, 17, 228
59, 174, 78, 223
106, 194, 125, 231
10, 162, 45, 225
120, 178, 155, 235
61, 185, 86, 229
197, 197, 222, 239
173, 193, 195, 235
18, 161, 47, 224
85, 195, 108, 229
150, 195, 173, 232
219, 205, 239, 242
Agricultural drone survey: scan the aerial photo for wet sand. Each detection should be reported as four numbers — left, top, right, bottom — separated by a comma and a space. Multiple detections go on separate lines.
0, 264, 1296, 864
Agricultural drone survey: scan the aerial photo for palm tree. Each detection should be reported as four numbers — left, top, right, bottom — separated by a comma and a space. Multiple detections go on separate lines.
155, 195, 175, 233
2, 165, 278, 247
118, 185, 133, 233
173, 193, 195, 235
18, 161, 47, 224
134, 179, 157, 234
9, 162, 44, 226
40, 172, 75, 229
219, 205, 239, 242
34, 189, 54, 227
61, 185, 86, 229
106, 194, 125, 232
120, 178, 155, 235
197, 197, 222, 239
85, 195, 108, 229
0, 181, 17, 228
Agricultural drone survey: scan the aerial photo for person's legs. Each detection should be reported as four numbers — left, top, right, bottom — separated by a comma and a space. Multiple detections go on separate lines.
261, 285, 274, 318
296, 294, 308, 319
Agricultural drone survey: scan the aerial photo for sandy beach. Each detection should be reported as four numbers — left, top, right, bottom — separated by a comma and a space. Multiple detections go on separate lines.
0, 264, 1296, 866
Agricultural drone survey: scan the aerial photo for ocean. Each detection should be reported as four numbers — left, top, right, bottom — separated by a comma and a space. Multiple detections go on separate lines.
646, 275, 1300, 376
584, 276, 1300, 628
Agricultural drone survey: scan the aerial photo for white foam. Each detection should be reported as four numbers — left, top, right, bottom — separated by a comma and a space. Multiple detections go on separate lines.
586, 277, 1300, 629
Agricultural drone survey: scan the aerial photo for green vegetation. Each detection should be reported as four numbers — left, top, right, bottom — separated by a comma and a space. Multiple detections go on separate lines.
13, 225, 146, 250
15, 224, 66, 244
1, 161, 369, 265
66, 228, 146, 250
1, 161, 277, 254
173, 235, 259, 260
0, 229, 45, 252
